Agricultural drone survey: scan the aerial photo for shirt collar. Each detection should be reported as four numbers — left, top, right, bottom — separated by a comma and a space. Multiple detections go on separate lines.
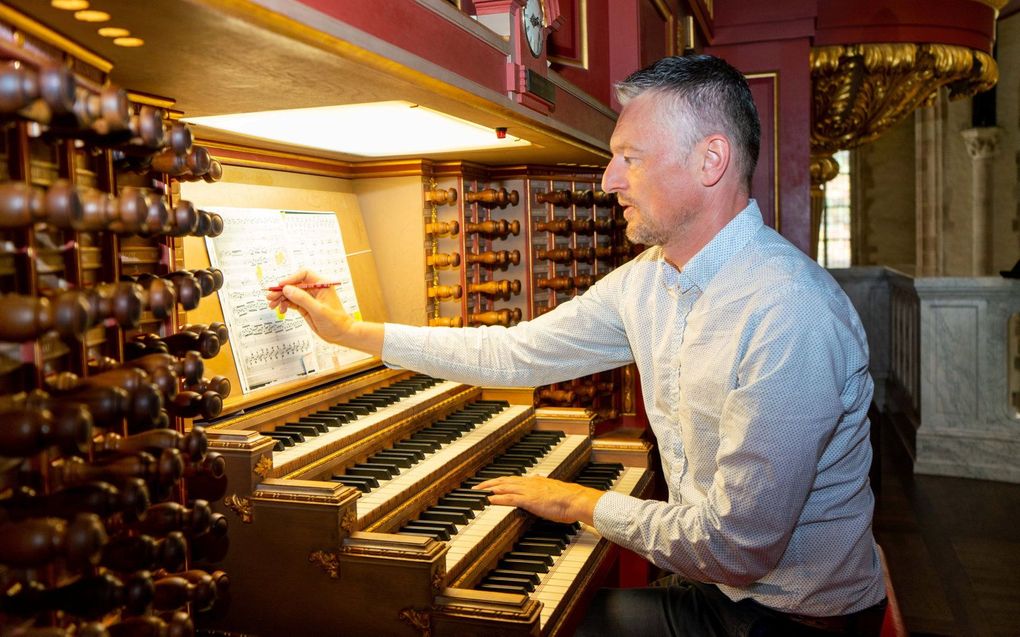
675, 199, 763, 293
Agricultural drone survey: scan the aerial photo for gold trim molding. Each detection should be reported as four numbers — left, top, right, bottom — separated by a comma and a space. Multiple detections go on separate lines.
811, 42, 997, 159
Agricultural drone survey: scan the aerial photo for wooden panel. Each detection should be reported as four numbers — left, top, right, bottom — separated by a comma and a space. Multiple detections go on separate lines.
639, 0, 675, 68
707, 38, 813, 254
746, 73, 778, 230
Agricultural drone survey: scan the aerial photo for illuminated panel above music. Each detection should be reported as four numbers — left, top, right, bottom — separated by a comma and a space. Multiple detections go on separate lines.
184, 101, 532, 158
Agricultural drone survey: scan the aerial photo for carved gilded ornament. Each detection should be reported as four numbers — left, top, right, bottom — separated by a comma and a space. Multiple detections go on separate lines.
254, 455, 273, 478
224, 494, 253, 523
810, 42, 997, 183
431, 568, 445, 593
309, 550, 341, 579
340, 508, 357, 534
398, 607, 432, 637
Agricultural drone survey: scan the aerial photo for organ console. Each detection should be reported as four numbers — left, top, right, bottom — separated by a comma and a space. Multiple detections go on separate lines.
199, 370, 654, 636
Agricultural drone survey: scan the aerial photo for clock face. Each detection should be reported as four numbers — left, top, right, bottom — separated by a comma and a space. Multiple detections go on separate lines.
522, 0, 545, 58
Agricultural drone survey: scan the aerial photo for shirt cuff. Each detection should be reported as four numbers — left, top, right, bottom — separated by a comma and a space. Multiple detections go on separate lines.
592, 490, 643, 544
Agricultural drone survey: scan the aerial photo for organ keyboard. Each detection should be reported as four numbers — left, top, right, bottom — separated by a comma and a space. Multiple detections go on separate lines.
199, 366, 654, 636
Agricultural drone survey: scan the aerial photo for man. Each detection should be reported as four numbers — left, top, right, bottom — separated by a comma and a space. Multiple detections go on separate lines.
267, 55, 886, 636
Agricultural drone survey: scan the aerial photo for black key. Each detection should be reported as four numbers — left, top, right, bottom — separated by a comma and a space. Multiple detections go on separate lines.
299, 415, 340, 429
439, 496, 486, 510
270, 430, 304, 443
429, 504, 474, 520
478, 583, 529, 594
386, 446, 426, 461
372, 453, 414, 468
332, 403, 372, 415
421, 509, 469, 525
400, 528, 448, 541
363, 458, 401, 472
266, 433, 295, 447
347, 464, 393, 480
404, 520, 456, 536
507, 551, 553, 566
489, 569, 540, 584
331, 474, 378, 492
450, 488, 492, 499
275, 425, 319, 437
516, 540, 562, 556
483, 575, 535, 592
498, 557, 548, 573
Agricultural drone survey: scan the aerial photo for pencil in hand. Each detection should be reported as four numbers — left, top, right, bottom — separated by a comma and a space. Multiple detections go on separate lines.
266, 282, 343, 292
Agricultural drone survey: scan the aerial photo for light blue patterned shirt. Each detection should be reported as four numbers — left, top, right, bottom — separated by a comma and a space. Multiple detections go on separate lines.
383, 201, 886, 616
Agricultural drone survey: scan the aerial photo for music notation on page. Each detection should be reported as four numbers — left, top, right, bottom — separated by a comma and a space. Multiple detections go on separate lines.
204, 207, 371, 394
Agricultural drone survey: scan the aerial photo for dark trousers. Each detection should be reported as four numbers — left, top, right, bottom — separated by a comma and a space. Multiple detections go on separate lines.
574, 576, 887, 637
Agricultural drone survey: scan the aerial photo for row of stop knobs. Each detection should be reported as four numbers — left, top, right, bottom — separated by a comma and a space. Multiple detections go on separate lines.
0, 269, 223, 342
1, 180, 223, 238
2, 61, 222, 185
0, 427, 230, 631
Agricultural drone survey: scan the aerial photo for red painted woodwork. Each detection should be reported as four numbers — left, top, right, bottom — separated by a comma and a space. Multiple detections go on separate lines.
295, 0, 508, 93
639, 0, 672, 68
550, 0, 614, 106
608, 1, 643, 111
707, 37, 812, 252
815, 0, 996, 52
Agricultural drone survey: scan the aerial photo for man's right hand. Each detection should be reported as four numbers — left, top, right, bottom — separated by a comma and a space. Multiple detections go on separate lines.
266, 269, 383, 356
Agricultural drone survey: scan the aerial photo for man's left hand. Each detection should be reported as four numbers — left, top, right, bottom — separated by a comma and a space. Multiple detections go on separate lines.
473, 475, 604, 525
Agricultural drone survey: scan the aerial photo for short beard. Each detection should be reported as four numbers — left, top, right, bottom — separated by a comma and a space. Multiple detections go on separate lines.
625, 209, 687, 247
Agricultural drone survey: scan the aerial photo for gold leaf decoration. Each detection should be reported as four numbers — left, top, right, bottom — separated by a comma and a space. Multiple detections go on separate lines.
811, 42, 997, 158
224, 494, 253, 524
308, 550, 341, 579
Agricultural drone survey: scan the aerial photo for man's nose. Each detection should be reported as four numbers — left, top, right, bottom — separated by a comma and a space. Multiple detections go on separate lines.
601, 158, 623, 193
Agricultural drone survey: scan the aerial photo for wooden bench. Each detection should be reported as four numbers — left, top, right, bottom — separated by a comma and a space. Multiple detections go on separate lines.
878, 545, 907, 637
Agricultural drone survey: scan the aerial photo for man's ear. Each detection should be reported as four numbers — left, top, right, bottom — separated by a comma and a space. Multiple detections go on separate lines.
700, 135, 730, 187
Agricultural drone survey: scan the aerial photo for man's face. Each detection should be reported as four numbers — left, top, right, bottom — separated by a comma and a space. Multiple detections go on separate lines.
601, 93, 702, 250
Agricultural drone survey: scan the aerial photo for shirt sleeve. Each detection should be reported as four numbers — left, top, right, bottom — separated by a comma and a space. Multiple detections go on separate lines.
381, 271, 636, 387
594, 286, 861, 587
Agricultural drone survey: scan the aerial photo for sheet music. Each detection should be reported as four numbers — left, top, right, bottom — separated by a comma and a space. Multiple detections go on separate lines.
204, 208, 372, 393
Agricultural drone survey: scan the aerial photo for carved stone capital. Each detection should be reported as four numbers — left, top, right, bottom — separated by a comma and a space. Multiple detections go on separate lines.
960, 126, 1003, 160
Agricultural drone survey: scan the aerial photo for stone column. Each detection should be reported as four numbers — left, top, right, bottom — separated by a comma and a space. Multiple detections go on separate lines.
960, 126, 1002, 275
915, 101, 945, 276
810, 154, 840, 262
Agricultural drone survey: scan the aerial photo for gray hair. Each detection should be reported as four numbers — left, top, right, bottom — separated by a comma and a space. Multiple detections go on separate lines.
615, 55, 761, 190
